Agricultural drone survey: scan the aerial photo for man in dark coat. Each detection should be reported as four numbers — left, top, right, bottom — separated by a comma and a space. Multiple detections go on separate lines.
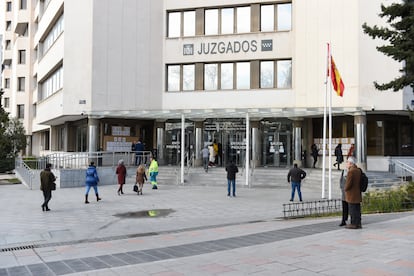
40, 163, 56, 211
344, 157, 362, 229
225, 160, 239, 197
287, 163, 306, 202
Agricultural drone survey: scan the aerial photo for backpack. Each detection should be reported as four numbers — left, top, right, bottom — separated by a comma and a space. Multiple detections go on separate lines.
359, 169, 368, 192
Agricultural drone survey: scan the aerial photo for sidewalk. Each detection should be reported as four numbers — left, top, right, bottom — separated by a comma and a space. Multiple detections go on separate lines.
0, 179, 413, 275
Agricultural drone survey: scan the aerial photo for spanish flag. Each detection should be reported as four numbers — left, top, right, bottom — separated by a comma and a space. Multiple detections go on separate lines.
330, 56, 345, 97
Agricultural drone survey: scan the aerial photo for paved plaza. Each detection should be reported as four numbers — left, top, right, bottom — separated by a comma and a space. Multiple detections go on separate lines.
0, 173, 413, 275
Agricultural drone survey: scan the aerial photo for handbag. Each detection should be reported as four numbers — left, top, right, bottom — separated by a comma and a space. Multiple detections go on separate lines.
51, 183, 56, 190
133, 184, 138, 192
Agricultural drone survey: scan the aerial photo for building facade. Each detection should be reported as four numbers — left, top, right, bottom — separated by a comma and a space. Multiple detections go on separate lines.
1, 0, 413, 171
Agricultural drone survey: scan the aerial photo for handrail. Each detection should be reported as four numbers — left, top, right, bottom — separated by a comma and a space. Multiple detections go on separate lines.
389, 159, 414, 182
14, 158, 35, 189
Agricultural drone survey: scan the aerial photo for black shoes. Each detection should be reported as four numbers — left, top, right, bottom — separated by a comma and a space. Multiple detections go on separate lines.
339, 222, 346, 226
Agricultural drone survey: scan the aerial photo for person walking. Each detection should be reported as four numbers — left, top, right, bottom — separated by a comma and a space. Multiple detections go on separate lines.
148, 156, 159, 189
339, 169, 349, 226
225, 160, 239, 197
347, 143, 355, 159
40, 163, 56, 211
344, 157, 362, 229
201, 145, 209, 172
311, 144, 319, 168
135, 140, 145, 166
287, 163, 306, 202
333, 143, 344, 170
116, 159, 127, 195
135, 164, 147, 195
85, 161, 102, 204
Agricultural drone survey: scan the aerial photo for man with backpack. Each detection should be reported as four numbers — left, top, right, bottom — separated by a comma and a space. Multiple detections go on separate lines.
344, 157, 362, 229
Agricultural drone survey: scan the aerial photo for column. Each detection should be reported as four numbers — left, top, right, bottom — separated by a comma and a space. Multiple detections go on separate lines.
156, 121, 165, 165
88, 117, 99, 152
250, 121, 261, 168
292, 119, 303, 167
354, 112, 367, 171
194, 121, 203, 166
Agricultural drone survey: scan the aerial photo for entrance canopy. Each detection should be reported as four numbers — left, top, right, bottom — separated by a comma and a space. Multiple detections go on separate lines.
89, 106, 364, 120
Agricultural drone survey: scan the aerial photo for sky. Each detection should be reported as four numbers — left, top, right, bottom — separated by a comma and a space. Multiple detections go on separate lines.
0, 1, 4, 34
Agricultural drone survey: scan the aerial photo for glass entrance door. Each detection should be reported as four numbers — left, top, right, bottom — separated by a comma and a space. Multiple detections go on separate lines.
261, 120, 292, 167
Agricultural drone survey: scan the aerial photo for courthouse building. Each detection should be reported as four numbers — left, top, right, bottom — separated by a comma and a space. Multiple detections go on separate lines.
1, 0, 413, 171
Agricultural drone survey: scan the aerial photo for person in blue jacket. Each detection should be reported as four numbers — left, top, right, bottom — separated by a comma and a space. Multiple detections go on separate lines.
85, 161, 102, 204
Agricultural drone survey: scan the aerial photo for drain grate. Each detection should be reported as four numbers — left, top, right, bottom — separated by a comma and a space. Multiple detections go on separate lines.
1, 244, 36, 252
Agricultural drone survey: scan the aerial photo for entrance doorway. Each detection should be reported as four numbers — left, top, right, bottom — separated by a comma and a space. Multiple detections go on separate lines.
261, 120, 292, 167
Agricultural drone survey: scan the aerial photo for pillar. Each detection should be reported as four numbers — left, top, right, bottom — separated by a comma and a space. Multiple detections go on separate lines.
88, 117, 99, 152
194, 121, 203, 166
156, 121, 165, 165
292, 119, 303, 167
251, 121, 261, 168
354, 112, 367, 171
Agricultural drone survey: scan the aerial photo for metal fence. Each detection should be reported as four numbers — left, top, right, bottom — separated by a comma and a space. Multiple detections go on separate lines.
283, 199, 342, 219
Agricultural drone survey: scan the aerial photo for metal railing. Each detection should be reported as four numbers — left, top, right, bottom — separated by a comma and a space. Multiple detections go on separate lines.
389, 159, 414, 182
283, 199, 342, 219
14, 158, 36, 190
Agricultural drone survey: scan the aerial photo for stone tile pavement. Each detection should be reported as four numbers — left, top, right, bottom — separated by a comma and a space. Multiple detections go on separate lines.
0, 173, 413, 275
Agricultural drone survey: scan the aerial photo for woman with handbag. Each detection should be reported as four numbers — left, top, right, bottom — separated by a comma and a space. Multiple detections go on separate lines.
40, 163, 56, 211
135, 164, 147, 195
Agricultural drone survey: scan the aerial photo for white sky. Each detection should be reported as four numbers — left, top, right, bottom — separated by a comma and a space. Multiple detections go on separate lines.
0, 1, 4, 34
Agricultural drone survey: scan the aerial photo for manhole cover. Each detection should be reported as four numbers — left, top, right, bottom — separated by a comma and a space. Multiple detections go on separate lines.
114, 209, 175, 218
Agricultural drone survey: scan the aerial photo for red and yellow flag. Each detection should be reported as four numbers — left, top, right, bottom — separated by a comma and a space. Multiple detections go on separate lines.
330, 56, 345, 97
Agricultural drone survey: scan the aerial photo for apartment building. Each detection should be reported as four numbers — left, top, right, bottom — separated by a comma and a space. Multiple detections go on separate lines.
1, 0, 413, 171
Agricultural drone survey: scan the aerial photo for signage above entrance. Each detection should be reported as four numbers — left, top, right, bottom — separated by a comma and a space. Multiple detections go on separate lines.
183, 39, 273, 56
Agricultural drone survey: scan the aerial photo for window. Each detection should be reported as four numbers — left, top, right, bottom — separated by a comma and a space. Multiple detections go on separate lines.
277, 60, 292, 88
18, 50, 26, 64
5, 40, 11, 50
167, 65, 180, 91
236, 62, 250, 89
5, 78, 10, 88
204, 64, 218, 90
41, 14, 64, 56
4, 98, 10, 108
168, 12, 180, 38
6, 21, 11, 31
17, 104, 24, 119
39, 66, 63, 99
260, 61, 274, 88
261, 5, 274, 32
205, 9, 218, 35
221, 8, 234, 34
183, 11, 195, 37
236, 7, 250, 33
182, 64, 195, 91
18, 77, 25, 91
277, 3, 292, 31
221, 63, 234, 90
6, 2, 12, 12
33, 103, 37, 117
20, 0, 27, 10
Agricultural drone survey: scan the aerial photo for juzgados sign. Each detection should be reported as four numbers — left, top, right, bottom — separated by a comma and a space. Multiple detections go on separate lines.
183, 39, 272, 56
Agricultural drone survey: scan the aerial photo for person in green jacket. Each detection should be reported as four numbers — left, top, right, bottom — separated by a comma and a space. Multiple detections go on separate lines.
149, 156, 159, 189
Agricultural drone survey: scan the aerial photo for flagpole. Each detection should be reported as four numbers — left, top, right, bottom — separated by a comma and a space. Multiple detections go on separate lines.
328, 55, 333, 200
322, 43, 330, 199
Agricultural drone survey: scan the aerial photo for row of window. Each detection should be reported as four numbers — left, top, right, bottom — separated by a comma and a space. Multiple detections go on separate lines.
167, 59, 292, 92
168, 3, 291, 38
39, 66, 63, 100
41, 14, 64, 56
4, 77, 26, 91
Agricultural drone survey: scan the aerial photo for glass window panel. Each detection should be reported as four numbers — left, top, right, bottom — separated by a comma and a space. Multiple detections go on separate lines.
261, 5, 274, 32
167, 65, 180, 91
277, 60, 292, 88
236, 62, 250, 89
183, 64, 195, 91
237, 7, 250, 33
205, 9, 218, 35
221, 63, 233, 90
221, 8, 234, 34
204, 64, 218, 90
260, 61, 274, 88
277, 3, 292, 31
183, 11, 195, 36
168, 12, 181, 37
